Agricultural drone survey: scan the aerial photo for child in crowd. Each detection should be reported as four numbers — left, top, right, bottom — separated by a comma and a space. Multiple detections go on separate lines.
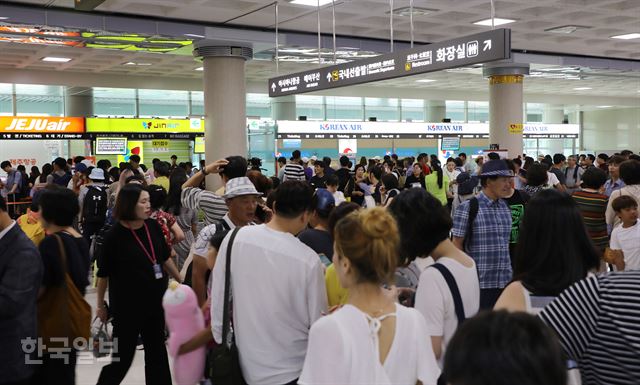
16, 203, 45, 246
325, 174, 346, 206
608, 195, 640, 271
148, 184, 185, 248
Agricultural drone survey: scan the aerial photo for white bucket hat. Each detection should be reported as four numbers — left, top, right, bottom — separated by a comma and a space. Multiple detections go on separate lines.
88, 168, 105, 181
222, 177, 262, 199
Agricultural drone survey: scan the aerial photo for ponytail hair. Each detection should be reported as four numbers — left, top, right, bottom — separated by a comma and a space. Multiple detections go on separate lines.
334, 207, 399, 285
432, 161, 444, 189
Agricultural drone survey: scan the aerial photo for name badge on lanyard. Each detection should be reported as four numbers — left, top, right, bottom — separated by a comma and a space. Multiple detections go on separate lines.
130, 222, 163, 280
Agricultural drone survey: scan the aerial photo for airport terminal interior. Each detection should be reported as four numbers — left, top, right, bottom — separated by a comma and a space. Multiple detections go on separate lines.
0, 0, 638, 384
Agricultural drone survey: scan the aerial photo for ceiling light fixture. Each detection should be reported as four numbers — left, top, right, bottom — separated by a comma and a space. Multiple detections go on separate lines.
416, 79, 437, 83
41, 57, 72, 63
573, 87, 592, 91
597, 105, 613, 108
289, 0, 334, 6
545, 25, 591, 34
0, 17, 9, 20
184, 33, 205, 38
610, 33, 640, 40
195, 67, 203, 71
473, 18, 516, 27
387, 6, 438, 17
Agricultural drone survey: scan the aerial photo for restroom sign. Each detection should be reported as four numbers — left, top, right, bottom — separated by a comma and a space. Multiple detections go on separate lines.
508, 123, 523, 134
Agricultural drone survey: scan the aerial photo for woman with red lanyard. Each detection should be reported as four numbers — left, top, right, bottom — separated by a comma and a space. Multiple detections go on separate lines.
95, 184, 180, 385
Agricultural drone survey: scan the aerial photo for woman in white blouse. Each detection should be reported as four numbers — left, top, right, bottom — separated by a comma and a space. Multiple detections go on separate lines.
299, 207, 440, 385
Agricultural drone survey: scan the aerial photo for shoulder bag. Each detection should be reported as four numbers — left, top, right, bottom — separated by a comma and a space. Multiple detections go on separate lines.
208, 227, 246, 385
37, 233, 92, 349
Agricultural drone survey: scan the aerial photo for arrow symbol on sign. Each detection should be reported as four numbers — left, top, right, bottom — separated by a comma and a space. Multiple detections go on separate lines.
271, 83, 276, 92
483, 40, 492, 51
326, 72, 332, 82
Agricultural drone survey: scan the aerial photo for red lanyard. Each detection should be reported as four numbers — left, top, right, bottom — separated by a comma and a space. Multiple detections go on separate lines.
130, 222, 157, 265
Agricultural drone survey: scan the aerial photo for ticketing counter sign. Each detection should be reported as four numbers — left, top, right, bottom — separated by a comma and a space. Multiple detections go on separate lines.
0, 116, 86, 139
276, 121, 579, 139
86, 118, 204, 139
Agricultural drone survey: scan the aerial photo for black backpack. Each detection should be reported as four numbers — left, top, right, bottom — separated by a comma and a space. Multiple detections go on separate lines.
52, 172, 72, 187
83, 186, 108, 224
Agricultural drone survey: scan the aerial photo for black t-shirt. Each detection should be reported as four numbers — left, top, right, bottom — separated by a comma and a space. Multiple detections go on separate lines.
40, 232, 91, 295
334, 168, 351, 192
97, 219, 170, 313
298, 228, 334, 260
309, 174, 327, 190
503, 189, 530, 265
404, 174, 426, 189
550, 167, 566, 186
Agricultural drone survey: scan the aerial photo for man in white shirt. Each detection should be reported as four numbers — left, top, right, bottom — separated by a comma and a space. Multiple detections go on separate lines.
211, 181, 328, 385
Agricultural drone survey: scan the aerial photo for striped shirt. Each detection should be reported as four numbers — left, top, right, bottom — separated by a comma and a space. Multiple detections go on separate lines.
539, 271, 640, 384
282, 163, 306, 182
181, 186, 227, 226
572, 190, 609, 251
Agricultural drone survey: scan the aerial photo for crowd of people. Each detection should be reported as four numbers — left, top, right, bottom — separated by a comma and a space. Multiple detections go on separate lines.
1, 147, 640, 385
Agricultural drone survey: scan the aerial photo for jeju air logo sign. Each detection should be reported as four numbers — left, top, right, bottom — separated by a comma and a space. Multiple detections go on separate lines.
0, 117, 84, 133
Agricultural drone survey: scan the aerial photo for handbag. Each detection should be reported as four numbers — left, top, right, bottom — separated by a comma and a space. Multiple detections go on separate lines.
208, 227, 246, 385
91, 316, 112, 358
37, 233, 92, 349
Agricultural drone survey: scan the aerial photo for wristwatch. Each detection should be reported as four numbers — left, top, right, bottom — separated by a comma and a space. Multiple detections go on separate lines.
201, 167, 209, 176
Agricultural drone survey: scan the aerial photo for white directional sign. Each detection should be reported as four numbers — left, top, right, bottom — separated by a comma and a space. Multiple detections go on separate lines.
269, 29, 511, 97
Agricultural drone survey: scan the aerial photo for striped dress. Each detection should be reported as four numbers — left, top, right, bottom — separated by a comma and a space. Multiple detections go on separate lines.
539, 271, 640, 384
572, 190, 609, 252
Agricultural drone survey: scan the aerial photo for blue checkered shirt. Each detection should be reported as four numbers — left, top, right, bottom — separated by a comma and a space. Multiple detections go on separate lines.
452, 191, 513, 289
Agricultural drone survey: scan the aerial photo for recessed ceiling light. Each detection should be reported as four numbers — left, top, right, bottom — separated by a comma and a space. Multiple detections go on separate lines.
387, 6, 438, 17
184, 33, 205, 38
416, 79, 437, 83
41, 57, 72, 63
473, 18, 516, 27
545, 25, 591, 34
573, 87, 592, 91
597, 105, 613, 108
289, 0, 334, 6
610, 33, 640, 40
0, 17, 9, 20
195, 67, 203, 71
124, 62, 152, 66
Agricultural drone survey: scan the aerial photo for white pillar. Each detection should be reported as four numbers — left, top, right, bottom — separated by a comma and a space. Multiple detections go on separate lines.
193, 43, 253, 191
65, 87, 93, 157
484, 64, 530, 157
271, 95, 296, 121
543, 104, 565, 155
426, 100, 446, 122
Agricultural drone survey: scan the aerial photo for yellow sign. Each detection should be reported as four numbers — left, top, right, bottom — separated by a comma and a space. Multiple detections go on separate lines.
331, 70, 339, 81
405, 63, 412, 71
152, 140, 169, 148
87, 118, 204, 133
117, 141, 144, 164
194, 136, 205, 154
508, 123, 523, 134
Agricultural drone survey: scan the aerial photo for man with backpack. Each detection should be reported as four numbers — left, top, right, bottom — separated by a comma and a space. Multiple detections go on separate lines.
452, 160, 513, 310
79, 168, 108, 243
50, 157, 72, 187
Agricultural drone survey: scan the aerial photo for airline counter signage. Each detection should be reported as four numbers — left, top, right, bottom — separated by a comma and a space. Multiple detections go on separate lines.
269, 29, 510, 97
0, 117, 85, 138
276, 121, 579, 139
86, 118, 205, 135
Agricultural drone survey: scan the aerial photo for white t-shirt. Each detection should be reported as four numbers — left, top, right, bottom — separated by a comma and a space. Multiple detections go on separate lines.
299, 304, 440, 385
333, 191, 346, 206
547, 171, 560, 188
610, 221, 640, 270
414, 257, 480, 367
210, 224, 328, 385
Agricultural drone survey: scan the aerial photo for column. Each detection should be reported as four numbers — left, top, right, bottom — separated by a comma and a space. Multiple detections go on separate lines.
193, 43, 253, 191
64, 87, 93, 157
484, 63, 529, 157
425, 100, 446, 122
543, 104, 565, 155
271, 95, 296, 121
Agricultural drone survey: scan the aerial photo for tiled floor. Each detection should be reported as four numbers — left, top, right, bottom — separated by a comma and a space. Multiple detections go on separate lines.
76, 290, 174, 385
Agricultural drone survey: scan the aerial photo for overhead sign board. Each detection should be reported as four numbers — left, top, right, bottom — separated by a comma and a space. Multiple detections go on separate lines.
0, 116, 85, 139
95, 137, 128, 155
194, 136, 205, 154
86, 118, 205, 135
276, 121, 579, 139
441, 137, 461, 151
268, 29, 511, 97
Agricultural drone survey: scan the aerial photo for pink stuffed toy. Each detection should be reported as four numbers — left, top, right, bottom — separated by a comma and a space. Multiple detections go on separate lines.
163, 281, 206, 385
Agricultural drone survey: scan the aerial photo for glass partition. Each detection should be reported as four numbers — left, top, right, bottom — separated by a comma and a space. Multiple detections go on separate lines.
246, 93, 271, 118
401, 99, 425, 122
0, 83, 12, 115
138, 89, 189, 118
364, 97, 399, 121
445, 100, 465, 122
326, 96, 363, 121
93, 87, 137, 117
295, 95, 324, 120
15, 84, 63, 116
